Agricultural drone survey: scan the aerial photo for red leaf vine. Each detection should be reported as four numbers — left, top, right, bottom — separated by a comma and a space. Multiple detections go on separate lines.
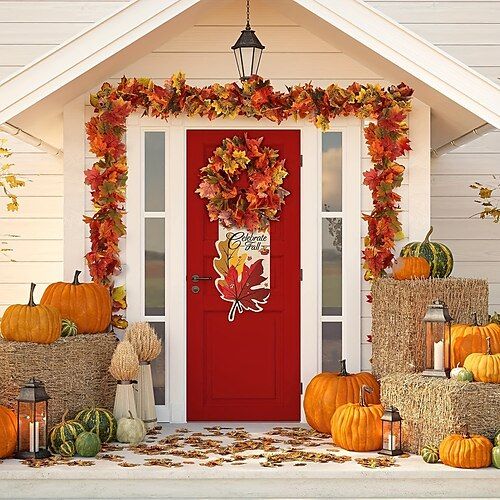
85, 73, 412, 323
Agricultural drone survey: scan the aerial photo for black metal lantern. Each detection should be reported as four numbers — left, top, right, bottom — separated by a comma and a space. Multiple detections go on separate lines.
231, 0, 265, 80
15, 379, 50, 459
379, 406, 403, 456
422, 300, 453, 378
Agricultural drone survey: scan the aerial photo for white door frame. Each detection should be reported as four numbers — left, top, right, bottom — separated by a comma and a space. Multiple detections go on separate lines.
126, 114, 361, 423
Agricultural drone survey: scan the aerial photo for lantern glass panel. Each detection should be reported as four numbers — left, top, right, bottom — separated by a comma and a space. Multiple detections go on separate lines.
241, 46, 255, 79
36, 401, 48, 449
17, 401, 33, 452
382, 420, 399, 451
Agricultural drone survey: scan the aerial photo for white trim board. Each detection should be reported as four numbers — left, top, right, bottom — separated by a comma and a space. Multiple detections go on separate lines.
0, 0, 497, 149
124, 115, 361, 422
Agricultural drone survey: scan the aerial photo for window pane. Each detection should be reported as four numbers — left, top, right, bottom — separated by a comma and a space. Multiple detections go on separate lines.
322, 132, 342, 212
145, 131, 165, 212
150, 322, 166, 405
322, 218, 342, 315
145, 218, 165, 316
322, 322, 342, 372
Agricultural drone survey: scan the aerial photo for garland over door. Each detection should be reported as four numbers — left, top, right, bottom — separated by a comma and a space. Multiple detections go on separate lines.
186, 129, 301, 421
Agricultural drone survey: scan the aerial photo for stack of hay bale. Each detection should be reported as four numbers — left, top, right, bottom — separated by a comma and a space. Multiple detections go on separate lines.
371, 277, 500, 453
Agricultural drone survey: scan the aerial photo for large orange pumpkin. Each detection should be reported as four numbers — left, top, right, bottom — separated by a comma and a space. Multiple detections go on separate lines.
303, 360, 380, 434
392, 256, 430, 280
451, 313, 500, 367
331, 385, 384, 451
41, 270, 112, 334
439, 426, 492, 468
1, 283, 61, 344
464, 336, 500, 383
0, 405, 17, 458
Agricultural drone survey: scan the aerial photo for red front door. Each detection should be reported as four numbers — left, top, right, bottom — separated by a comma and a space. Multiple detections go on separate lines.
187, 129, 301, 421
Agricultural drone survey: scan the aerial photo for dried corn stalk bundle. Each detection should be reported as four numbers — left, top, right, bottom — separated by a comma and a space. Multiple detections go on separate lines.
125, 322, 162, 429
371, 277, 488, 378
381, 373, 500, 453
109, 340, 139, 420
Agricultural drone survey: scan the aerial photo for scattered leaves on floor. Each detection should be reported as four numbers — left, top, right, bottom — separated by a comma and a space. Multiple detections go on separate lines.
118, 462, 141, 468
355, 457, 398, 469
144, 458, 183, 468
99, 454, 124, 462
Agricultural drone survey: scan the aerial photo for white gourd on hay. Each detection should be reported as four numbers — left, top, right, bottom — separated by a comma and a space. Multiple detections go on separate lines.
125, 322, 162, 429
109, 340, 139, 421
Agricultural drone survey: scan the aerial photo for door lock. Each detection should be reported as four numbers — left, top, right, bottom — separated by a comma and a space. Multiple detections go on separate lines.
191, 285, 200, 294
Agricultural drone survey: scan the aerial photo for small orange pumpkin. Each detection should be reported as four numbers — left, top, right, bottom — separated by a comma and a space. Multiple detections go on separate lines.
451, 313, 500, 367
304, 360, 380, 434
41, 270, 112, 334
1, 283, 61, 344
0, 405, 17, 458
392, 256, 430, 280
463, 336, 500, 383
331, 385, 384, 451
439, 425, 492, 468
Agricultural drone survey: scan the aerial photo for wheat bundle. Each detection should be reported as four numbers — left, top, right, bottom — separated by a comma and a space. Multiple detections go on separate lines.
109, 340, 139, 420
125, 322, 163, 429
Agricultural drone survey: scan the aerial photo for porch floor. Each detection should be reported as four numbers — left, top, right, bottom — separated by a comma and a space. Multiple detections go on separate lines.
0, 423, 498, 499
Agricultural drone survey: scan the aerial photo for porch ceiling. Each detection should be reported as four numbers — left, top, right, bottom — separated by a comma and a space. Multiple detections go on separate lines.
0, 0, 498, 150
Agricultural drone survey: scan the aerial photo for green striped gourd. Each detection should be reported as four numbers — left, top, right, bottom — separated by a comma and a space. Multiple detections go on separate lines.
494, 430, 500, 447
75, 430, 101, 457
493, 446, 500, 469
48, 411, 86, 453
421, 444, 440, 463
75, 408, 117, 443
59, 440, 76, 457
400, 227, 453, 278
61, 319, 78, 337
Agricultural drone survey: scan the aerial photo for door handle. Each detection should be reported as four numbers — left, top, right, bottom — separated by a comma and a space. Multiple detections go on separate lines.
192, 274, 213, 282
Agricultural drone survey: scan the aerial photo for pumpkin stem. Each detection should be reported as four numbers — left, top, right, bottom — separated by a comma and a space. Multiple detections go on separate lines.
486, 336, 492, 355
471, 312, 478, 326
359, 385, 373, 407
128, 410, 134, 419
72, 270, 82, 285
61, 409, 69, 423
461, 424, 471, 439
339, 359, 349, 377
423, 226, 433, 244
28, 282, 36, 306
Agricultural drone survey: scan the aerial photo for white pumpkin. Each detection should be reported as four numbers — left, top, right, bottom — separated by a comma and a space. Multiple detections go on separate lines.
116, 411, 146, 444
450, 363, 464, 380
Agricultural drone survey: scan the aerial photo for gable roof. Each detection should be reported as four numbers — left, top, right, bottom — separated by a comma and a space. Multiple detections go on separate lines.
0, 0, 498, 149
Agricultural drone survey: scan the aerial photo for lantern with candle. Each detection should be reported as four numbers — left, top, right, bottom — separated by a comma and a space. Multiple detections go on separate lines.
15, 378, 50, 459
422, 300, 453, 378
379, 406, 403, 456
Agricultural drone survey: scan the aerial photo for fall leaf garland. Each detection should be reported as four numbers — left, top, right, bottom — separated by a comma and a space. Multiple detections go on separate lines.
85, 72, 412, 323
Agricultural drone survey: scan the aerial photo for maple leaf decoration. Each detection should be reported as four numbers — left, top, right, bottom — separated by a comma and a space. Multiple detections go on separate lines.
216, 260, 270, 322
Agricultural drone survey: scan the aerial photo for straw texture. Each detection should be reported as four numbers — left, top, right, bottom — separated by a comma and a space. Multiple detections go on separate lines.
124, 322, 162, 362
109, 340, 139, 381
0, 333, 117, 429
371, 277, 488, 379
381, 374, 500, 453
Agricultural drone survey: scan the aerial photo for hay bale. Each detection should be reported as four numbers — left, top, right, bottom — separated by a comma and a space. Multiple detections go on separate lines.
381, 374, 500, 453
0, 333, 117, 428
371, 277, 488, 379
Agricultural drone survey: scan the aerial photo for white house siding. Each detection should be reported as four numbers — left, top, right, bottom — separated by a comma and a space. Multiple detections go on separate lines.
0, 131, 63, 315
0, 1, 129, 82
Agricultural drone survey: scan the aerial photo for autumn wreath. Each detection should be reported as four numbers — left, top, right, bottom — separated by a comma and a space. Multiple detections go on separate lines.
196, 135, 289, 232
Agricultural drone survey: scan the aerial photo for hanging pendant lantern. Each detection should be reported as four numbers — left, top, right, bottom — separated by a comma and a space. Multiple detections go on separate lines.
231, 0, 265, 80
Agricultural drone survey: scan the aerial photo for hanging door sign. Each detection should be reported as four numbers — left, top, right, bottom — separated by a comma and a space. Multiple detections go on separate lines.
214, 226, 270, 321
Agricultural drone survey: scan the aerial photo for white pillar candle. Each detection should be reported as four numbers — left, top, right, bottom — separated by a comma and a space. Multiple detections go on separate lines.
384, 433, 395, 450
29, 422, 39, 453
434, 340, 444, 371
